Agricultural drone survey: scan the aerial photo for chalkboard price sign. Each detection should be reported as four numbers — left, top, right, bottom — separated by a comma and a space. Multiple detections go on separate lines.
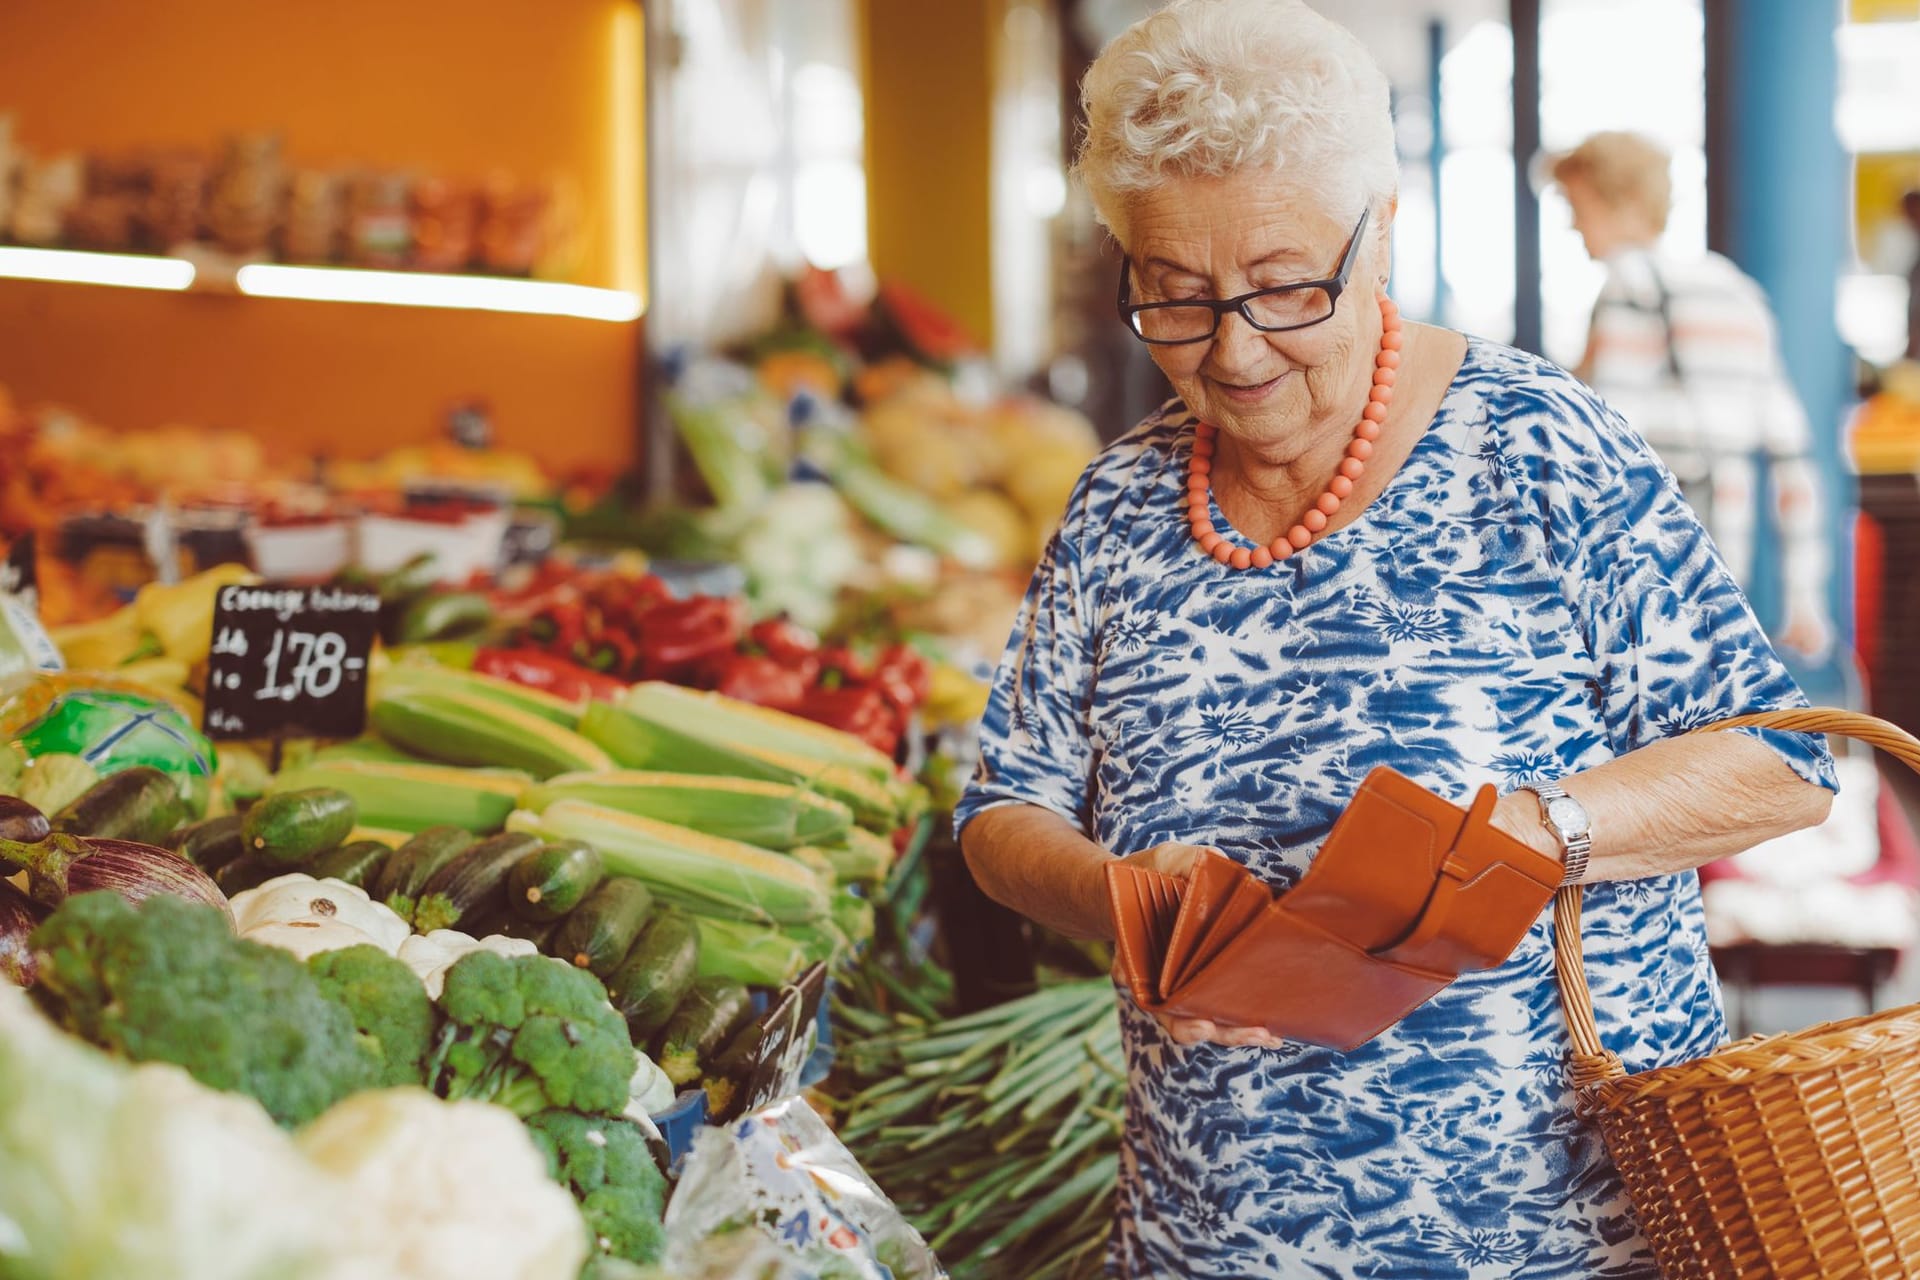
201, 584, 381, 741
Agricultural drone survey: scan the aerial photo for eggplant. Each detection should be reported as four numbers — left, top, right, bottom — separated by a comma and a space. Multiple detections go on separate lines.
0, 833, 232, 925
0, 876, 44, 985
0, 796, 50, 845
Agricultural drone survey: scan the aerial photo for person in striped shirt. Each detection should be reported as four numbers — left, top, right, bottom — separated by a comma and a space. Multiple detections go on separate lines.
1553, 131, 1832, 659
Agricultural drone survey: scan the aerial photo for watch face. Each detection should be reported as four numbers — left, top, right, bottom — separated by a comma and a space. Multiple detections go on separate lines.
1545, 795, 1589, 837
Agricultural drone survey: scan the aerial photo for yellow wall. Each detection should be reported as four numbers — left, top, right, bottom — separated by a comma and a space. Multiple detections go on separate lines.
0, 0, 642, 473
862, 0, 997, 347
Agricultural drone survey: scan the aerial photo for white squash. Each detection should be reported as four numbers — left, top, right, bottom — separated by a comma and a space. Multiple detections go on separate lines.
228, 874, 411, 955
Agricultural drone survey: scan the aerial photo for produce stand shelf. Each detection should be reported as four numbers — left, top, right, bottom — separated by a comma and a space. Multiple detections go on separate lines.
0, 246, 641, 322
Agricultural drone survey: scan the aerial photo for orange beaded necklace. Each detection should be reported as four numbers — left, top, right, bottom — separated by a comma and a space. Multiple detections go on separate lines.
1187, 294, 1403, 569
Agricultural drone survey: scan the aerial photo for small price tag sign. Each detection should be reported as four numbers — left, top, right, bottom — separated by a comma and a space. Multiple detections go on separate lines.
201, 584, 381, 741
724, 962, 831, 1121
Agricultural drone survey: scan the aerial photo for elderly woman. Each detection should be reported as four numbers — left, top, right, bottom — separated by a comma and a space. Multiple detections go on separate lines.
955, 2, 1836, 1276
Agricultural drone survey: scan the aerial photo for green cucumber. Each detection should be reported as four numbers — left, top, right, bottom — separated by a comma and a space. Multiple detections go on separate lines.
213, 853, 280, 897
552, 877, 655, 977
605, 911, 700, 1041
305, 839, 392, 889
370, 825, 476, 922
412, 831, 544, 933
173, 814, 246, 872
52, 767, 184, 845
242, 788, 358, 865
506, 840, 603, 922
654, 977, 751, 1087
462, 900, 561, 950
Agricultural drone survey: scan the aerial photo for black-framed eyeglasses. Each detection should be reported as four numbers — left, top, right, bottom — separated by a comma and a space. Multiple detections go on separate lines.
1116, 207, 1370, 345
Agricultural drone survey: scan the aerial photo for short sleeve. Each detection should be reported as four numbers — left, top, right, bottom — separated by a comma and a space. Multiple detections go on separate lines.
1533, 384, 1838, 792
954, 474, 1101, 838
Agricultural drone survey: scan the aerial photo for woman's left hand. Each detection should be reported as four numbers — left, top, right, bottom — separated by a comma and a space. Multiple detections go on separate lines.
1155, 1014, 1289, 1050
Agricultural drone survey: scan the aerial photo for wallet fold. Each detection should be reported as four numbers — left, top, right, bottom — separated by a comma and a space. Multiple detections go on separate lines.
1107, 766, 1562, 1050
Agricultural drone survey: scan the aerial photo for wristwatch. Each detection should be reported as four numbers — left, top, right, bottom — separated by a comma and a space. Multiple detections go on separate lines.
1519, 781, 1592, 887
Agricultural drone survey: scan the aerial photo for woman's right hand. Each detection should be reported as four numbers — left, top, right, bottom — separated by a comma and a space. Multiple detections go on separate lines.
1107, 842, 1291, 1050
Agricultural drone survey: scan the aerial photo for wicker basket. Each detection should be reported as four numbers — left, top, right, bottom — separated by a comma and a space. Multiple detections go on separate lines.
1554, 708, 1920, 1279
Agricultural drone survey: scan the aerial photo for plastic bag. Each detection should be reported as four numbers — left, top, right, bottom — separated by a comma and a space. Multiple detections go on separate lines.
657, 1096, 944, 1280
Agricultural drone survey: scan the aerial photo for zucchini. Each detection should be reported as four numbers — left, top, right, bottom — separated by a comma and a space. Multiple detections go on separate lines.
305, 839, 391, 889
655, 977, 751, 1087
411, 831, 543, 933
52, 767, 184, 845
370, 826, 476, 921
506, 840, 603, 922
212, 854, 279, 897
174, 814, 246, 872
552, 876, 655, 977
605, 911, 699, 1040
243, 788, 358, 865
463, 901, 561, 950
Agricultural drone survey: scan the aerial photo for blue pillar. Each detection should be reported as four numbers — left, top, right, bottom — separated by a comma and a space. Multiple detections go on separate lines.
1428, 18, 1449, 324
1705, 0, 1854, 647
1510, 0, 1542, 354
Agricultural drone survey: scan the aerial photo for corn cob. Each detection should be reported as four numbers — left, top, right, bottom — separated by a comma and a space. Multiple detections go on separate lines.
522, 770, 853, 850
690, 913, 810, 986
270, 759, 530, 835
508, 800, 830, 926
622, 683, 897, 782
371, 687, 611, 780
579, 699, 900, 832
376, 663, 585, 728
814, 826, 895, 885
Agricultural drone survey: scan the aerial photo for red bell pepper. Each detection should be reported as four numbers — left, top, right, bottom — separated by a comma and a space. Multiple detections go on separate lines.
712, 653, 811, 710
798, 685, 901, 756
472, 647, 628, 703
746, 617, 822, 685
872, 644, 931, 716
635, 595, 746, 682
817, 645, 874, 690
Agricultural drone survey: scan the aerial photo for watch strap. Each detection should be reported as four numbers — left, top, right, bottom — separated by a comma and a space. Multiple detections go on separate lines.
1521, 782, 1592, 887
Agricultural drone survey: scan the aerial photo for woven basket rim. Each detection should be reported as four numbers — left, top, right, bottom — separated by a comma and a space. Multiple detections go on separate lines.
1578, 1001, 1920, 1109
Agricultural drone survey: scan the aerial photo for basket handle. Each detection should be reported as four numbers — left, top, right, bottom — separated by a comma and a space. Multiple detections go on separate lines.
1553, 707, 1920, 1084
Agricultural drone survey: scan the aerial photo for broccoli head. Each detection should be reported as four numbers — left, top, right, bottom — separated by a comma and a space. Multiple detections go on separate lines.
27, 891, 381, 1126
523, 1108, 668, 1266
426, 950, 635, 1118
307, 944, 438, 1088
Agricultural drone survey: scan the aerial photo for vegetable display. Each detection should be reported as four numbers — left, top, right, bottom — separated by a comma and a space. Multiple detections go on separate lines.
835, 979, 1125, 1280
29, 893, 399, 1127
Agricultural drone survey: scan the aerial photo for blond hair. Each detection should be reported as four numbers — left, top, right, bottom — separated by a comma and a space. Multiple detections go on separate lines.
1550, 131, 1673, 232
1073, 0, 1397, 244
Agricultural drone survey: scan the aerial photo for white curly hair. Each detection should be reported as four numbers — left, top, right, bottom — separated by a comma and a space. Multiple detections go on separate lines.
1075, 0, 1398, 244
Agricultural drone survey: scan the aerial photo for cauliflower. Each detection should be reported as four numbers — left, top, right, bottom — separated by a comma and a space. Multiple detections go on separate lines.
0, 983, 352, 1280
398, 928, 538, 999
230, 874, 412, 955
298, 1087, 589, 1280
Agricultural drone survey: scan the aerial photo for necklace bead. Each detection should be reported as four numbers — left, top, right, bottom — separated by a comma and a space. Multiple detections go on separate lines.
1188, 294, 1400, 569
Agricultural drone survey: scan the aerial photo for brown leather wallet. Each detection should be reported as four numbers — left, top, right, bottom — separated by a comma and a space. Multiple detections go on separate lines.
1107, 766, 1564, 1050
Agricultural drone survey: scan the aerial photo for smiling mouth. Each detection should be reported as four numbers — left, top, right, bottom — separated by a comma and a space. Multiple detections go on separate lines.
1211, 372, 1290, 397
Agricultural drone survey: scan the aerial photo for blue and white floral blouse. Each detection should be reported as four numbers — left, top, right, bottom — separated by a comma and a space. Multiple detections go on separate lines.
955, 337, 1836, 1278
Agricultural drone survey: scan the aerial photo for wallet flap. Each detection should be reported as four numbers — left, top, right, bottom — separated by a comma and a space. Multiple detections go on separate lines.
1280, 767, 1470, 951
1105, 861, 1185, 1009
1159, 850, 1248, 997
1163, 899, 1457, 1050
1371, 784, 1562, 973
1166, 870, 1272, 997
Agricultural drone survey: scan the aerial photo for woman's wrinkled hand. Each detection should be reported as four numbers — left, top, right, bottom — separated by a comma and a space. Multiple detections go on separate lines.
1107, 842, 1289, 1050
